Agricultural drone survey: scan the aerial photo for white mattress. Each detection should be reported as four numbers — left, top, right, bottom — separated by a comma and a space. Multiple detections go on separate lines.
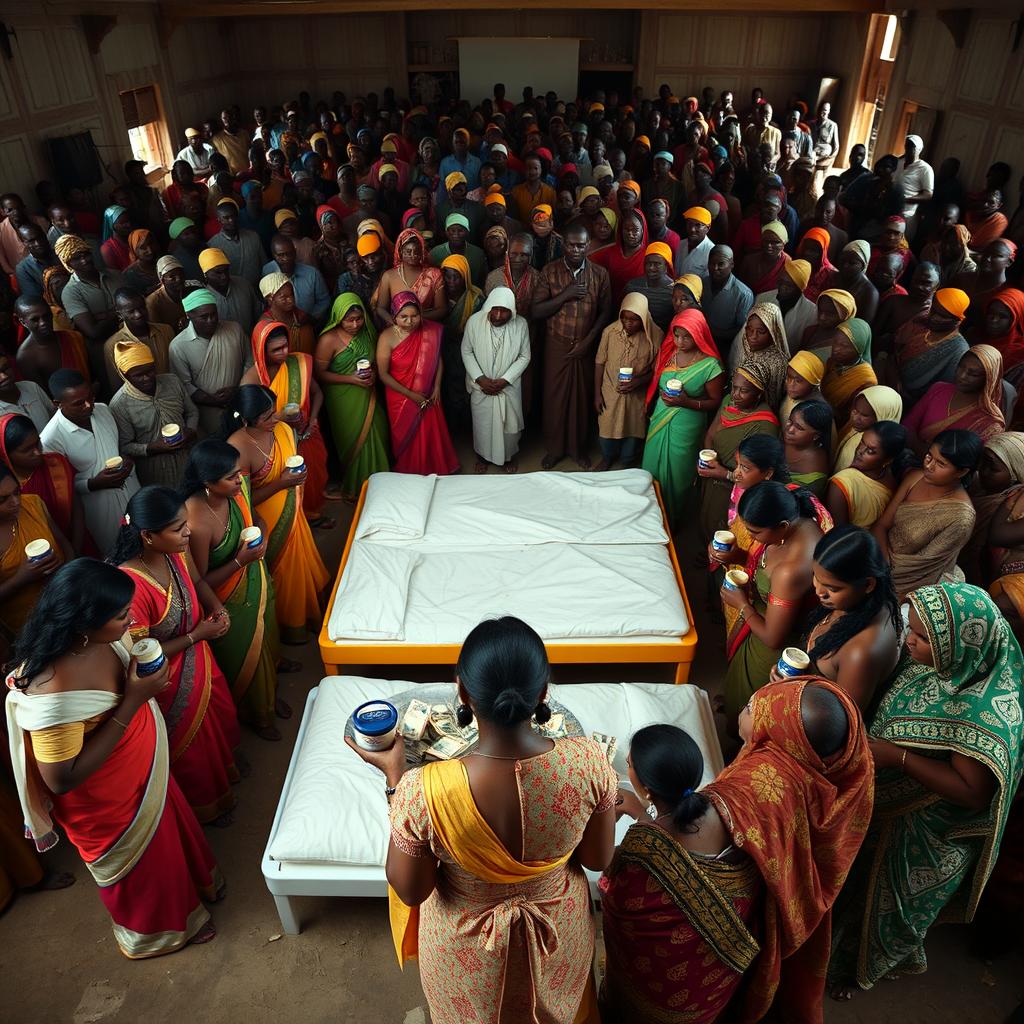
327, 470, 688, 644
267, 677, 723, 868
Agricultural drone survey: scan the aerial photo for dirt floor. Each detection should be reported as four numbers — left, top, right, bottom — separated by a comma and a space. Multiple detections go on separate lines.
3, 433, 1023, 1024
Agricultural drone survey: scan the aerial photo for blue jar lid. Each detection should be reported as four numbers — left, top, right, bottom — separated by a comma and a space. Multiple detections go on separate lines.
353, 700, 398, 736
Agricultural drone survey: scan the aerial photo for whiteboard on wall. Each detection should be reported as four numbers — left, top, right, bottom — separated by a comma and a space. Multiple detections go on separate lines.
458, 38, 579, 107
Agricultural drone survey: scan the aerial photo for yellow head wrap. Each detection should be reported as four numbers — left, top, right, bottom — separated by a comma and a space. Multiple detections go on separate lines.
484, 193, 506, 208
259, 271, 291, 299
761, 220, 789, 243
674, 273, 704, 302
818, 288, 857, 321
787, 350, 824, 388
54, 234, 92, 272
114, 340, 155, 376
783, 258, 812, 291
356, 233, 381, 256
445, 171, 467, 192
310, 132, 328, 147
198, 247, 230, 273
683, 206, 712, 226
935, 287, 970, 319
645, 242, 673, 267
274, 209, 298, 229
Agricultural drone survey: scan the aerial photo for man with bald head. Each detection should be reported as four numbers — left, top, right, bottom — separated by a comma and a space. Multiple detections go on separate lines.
262, 234, 330, 323
702, 245, 753, 351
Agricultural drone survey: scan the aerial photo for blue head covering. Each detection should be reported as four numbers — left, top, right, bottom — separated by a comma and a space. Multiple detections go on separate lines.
102, 205, 128, 242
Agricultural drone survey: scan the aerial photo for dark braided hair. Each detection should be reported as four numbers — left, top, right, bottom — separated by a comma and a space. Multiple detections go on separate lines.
630, 724, 709, 832
803, 525, 900, 661
736, 434, 790, 483
108, 485, 183, 565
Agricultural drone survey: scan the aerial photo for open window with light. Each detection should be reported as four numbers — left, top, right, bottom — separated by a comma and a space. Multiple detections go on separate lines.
120, 85, 171, 180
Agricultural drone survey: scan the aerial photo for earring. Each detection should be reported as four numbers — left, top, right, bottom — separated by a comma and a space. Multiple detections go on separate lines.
534, 701, 552, 725
455, 703, 473, 728
80, 634, 89, 649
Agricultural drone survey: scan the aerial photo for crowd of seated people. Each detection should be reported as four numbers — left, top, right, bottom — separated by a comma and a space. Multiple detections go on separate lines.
0, 79, 1022, 1024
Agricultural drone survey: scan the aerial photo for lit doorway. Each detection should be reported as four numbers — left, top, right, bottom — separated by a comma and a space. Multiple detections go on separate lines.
120, 84, 172, 181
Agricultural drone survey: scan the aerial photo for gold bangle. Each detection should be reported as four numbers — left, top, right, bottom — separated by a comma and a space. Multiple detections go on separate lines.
900, 748, 908, 771
111, 715, 130, 729
186, 632, 195, 647
233, 557, 242, 569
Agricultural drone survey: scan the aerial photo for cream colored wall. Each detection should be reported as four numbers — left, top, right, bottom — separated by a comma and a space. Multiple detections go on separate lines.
878, 9, 1024, 188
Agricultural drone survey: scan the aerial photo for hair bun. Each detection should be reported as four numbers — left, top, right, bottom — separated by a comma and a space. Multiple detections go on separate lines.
490, 686, 532, 727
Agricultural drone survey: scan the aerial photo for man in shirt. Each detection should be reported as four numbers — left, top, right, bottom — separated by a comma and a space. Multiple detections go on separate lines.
0, 350, 52, 431
146, 255, 188, 334
742, 103, 782, 165
754, 258, 817, 349
702, 245, 754, 352
531, 222, 612, 470
169, 288, 251, 436
439, 129, 482, 198
208, 196, 265, 288
14, 222, 59, 300
781, 109, 813, 159
175, 127, 216, 180
212, 108, 250, 174
675, 206, 715, 277
200, 247, 261, 335
53, 234, 120, 375
625, 242, 675, 331
0, 193, 48, 276
109, 342, 198, 488
430, 213, 487, 288
40, 368, 139, 554
435, 173, 485, 239
104, 287, 173, 395
811, 102, 840, 191
895, 134, 934, 223
261, 235, 330, 323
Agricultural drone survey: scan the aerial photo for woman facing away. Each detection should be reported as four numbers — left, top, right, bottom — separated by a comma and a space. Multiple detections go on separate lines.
873, 427, 980, 599
183, 439, 286, 742
346, 616, 617, 1024
5, 558, 224, 956
829, 582, 1024, 999
111, 486, 240, 826
601, 724, 761, 1024
224, 385, 328, 645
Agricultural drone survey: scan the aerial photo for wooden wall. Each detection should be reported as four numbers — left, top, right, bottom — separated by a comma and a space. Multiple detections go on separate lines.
878, 9, 1024, 189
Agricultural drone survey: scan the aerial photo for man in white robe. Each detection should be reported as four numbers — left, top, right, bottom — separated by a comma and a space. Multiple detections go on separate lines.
461, 286, 531, 472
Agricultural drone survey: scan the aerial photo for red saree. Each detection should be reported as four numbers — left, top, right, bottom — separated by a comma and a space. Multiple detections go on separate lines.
124, 554, 240, 823
590, 210, 649, 306
705, 678, 874, 1024
385, 320, 459, 474
750, 252, 790, 295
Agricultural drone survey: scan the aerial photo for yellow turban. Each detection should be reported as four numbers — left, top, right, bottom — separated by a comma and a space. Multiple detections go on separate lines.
783, 258, 812, 291
532, 204, 553, 223
935, 287, 970, 319
598, 207, 618, 231
198, 247, 230, 273
356, 233, 381, 256
114, 340, 155, 377
819, 288, 857, 321
788, 350, 824, 388
380, 138, 398, 153
674, 273, 704, 302
274, 209, 298, 229
378, 164, 398, 179
577, 186, 600, 203
54, 234, 92, 272
683, 206, 712, 226
484, 193, 506, 207
645, 242, 673, 267
259, 271, 290, 299
761, 220, 789, 243
310, 132, 328, 147
445, 171, 467, 192
619, 180, 641, 198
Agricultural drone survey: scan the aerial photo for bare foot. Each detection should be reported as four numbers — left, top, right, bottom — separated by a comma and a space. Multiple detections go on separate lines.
31, 870, 76, 892
541, 453, 564, 470
190, 921, 217, 945
474, 458, 489, 474
255, 724, 282, 742
277, 658, 302, 674
503, 458, 519, 474
208, 809, 235, 828
593, 458, 610, 472
575, 454, 592, 470
234, 750, 252, 778
829, 983, 855, 1001
275, 697, 293, 720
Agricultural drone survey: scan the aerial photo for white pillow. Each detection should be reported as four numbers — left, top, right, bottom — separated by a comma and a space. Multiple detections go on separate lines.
353, 473, 436, 542
328, 544, 420, 641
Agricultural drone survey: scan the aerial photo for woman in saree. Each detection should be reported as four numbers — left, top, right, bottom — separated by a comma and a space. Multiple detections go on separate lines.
100, 205, 132, 272
902, 344, 1005, 454
894, 287, 971, 405
601, 724, 762, 1023
828, 420, 911, 529
121, 229, 161, 296
707, 678, 873, 1022
590, 208, 648, 306
0, 464, 69, 639
345, 616, 617, 1024
111, 486, 240, 825
780, 350, 826, 426
244, 320, 331, 527
5, 558, 223, 956
0, 412, 91, 554
697, 366, 781, 541
797, 289, 853, 365
377, 291, 459, 476
720, 480, 832, 725
738, 220, 790, 295
641, 308, 723, 527
374, 228, 445, 327
728, 301, 790, 410
799, 226, 835, 302
315, 292, 390, 500
783, 399, 833, 497
226, 385, 329, 644
833, 384, 904, 472
258, 275, 316, 356
821, 317, 877, 423
829, 583, 1024, 998
183, 439, 285, 742
975, 434, 1024, 618
873, 428, 980, 598
972, 288, 1024, 381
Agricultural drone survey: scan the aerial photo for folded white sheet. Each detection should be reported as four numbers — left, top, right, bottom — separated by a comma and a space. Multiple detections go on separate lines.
267, 677, 723, 867
354, 472, 436, 542
327, 543, 688, 643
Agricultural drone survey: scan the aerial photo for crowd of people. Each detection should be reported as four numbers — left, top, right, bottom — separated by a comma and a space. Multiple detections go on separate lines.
1, 78, 1023, 1023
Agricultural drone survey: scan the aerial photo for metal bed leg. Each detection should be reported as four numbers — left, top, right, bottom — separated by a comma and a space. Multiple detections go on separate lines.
273, 894, 302, 935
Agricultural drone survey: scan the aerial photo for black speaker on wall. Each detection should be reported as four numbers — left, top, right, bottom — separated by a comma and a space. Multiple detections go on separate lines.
46, 131, 103, 191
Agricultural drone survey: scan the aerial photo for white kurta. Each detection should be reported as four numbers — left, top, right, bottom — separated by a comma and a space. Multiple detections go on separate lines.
461, 287, 531, 465
39, 405, 140, 554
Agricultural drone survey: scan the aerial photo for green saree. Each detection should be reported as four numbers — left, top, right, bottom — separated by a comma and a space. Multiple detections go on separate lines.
830, 583, 1024, 989
321, 293, 390, 500
209, 479, 281, 731
641, 358, 722, 529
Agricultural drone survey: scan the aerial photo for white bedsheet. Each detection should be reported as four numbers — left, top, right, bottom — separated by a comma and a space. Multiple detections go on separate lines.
267, 677, 723, 868
354, 469, 668, 549
328, 542, 688, 643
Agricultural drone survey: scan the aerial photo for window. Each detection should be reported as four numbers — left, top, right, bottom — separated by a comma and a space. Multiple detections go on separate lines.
120, 85, 167, 174
880, 15, 900, 62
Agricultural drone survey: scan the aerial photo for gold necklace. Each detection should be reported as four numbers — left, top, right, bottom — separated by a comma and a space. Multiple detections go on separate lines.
245, 428, 275, 462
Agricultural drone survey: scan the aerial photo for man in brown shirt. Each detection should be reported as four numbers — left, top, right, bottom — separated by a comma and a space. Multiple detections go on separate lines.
531, 222, 612, 468
145, 256, 188, 335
